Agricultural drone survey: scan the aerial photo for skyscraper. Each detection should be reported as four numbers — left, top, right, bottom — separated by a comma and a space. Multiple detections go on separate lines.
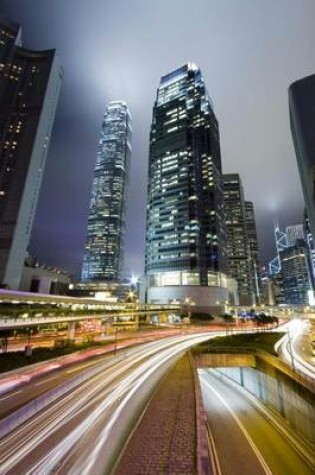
280, 239, 313, 305
223, 174, 254, 306
286, 224, 304, 247
245, 201, 261, 304
304, 210, 315, 285
0, 17, 62, 290
289, 74, 315, 241
144, 63, 228, 312
82, 102, 131, 283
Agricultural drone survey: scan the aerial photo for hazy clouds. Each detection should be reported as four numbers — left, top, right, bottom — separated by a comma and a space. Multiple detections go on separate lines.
2, 0, 315, 276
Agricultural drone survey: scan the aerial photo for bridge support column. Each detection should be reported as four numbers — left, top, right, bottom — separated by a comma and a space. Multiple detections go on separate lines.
68, 321, 75, 339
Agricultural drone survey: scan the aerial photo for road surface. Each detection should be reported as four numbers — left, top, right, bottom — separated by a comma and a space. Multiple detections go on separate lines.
200, 369, 314, 475
276, 319, 315, 380
0, 333, 213, 474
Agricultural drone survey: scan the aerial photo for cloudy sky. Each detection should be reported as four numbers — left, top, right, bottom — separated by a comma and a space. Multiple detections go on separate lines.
2, 0, 315, 278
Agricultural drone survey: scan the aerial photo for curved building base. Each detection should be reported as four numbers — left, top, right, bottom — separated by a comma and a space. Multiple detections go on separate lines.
145, 285, 229, 315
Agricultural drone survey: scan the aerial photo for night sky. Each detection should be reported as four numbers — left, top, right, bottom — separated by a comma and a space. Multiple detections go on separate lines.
2, 0, 315, 279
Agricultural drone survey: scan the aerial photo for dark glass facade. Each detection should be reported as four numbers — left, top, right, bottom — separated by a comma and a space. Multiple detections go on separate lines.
145, 63, 227, 288
82, 102, 132, 282
0, 17, 62, 289
289, 74, 315, 241
223, 174, 254, 305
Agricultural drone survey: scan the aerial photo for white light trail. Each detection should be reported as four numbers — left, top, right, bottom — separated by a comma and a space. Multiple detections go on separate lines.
0, 333, 215, 474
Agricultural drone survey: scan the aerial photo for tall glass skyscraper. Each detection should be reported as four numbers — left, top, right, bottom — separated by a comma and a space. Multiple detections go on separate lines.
0, 17, 62, 290
223, 174, 254, 306
82, 102, 132, 283
289, 75, 315, 241
144, 64, 228, 311
280, 239, 313, 305
245, 201, 261, 304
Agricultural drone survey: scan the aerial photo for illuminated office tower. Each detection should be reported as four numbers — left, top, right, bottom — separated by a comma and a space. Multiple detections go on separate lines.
82, 102, 131, 282
0, 17, 62, 289
286, 224, 304, 247
223, 174, 254, 306
280, 239, 313, 305
144, 64, 229, 312
245, 201, 261, 304
304, 210, 315, 284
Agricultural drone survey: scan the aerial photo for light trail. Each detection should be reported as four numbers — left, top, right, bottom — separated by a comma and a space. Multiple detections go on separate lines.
0, 327, 214, 396
0, 333, 214, 474
277, 319, 315, 379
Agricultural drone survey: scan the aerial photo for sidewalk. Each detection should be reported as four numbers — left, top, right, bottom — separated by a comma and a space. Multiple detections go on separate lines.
114, 354, 197, 475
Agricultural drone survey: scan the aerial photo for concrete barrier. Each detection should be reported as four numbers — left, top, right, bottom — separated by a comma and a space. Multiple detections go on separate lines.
188, 352, 214, 475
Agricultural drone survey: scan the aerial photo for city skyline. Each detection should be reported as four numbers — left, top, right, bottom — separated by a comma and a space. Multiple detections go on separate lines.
1, 1, 315, 278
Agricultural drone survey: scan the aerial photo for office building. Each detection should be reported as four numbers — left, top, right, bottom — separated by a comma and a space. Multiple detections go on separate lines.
144, 63, 229, 313
289, 74, 315, 240
82, 102, 131, 283
280, 239, 313, 305
0, 17, 62, 289
286, 224, 304, 247
304, 210, 315, 285
245, 201, 261, 303
268, 222, 288, 275
223, 174, 254, 306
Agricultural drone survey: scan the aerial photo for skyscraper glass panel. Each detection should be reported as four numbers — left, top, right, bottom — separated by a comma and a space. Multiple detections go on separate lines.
82, 101, 131, 282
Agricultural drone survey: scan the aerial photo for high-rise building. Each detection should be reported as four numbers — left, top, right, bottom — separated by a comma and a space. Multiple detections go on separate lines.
0, 17, 62, 290
82, 102, 131, 283
223, 174, 254, 306
280, 239, 313, 305
286, 224, 304, 247
143, 63, 229, 312
268, 222, 288, 275
304, 210, 315, 285
289, 74, 315, 241
245, 201, 261, 303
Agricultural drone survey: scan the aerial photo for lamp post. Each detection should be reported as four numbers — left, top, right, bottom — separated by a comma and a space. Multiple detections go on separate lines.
114, 327, 117, 355
184, 297, 193, 321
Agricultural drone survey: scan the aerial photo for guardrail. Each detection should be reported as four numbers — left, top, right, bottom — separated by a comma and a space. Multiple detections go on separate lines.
0, 307, 179, 329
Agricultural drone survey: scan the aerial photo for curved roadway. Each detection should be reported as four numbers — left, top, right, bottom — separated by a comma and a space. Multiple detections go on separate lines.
0, 333, 213, 474
200, 370, 314, 475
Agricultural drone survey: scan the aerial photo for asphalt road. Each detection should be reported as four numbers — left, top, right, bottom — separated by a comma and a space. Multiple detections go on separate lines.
200, 370, 314, 475
277, 319, 315, 380
0, 328, 202, 414
0, 333, 213, 474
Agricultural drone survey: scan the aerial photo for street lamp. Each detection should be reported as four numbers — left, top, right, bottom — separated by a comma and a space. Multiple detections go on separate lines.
184, 297, 194, 320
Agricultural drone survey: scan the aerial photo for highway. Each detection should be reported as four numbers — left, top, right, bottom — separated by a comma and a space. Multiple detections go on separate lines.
276, 319, 315, 379
200, 370, 314, 475
0, 333, 213, 474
